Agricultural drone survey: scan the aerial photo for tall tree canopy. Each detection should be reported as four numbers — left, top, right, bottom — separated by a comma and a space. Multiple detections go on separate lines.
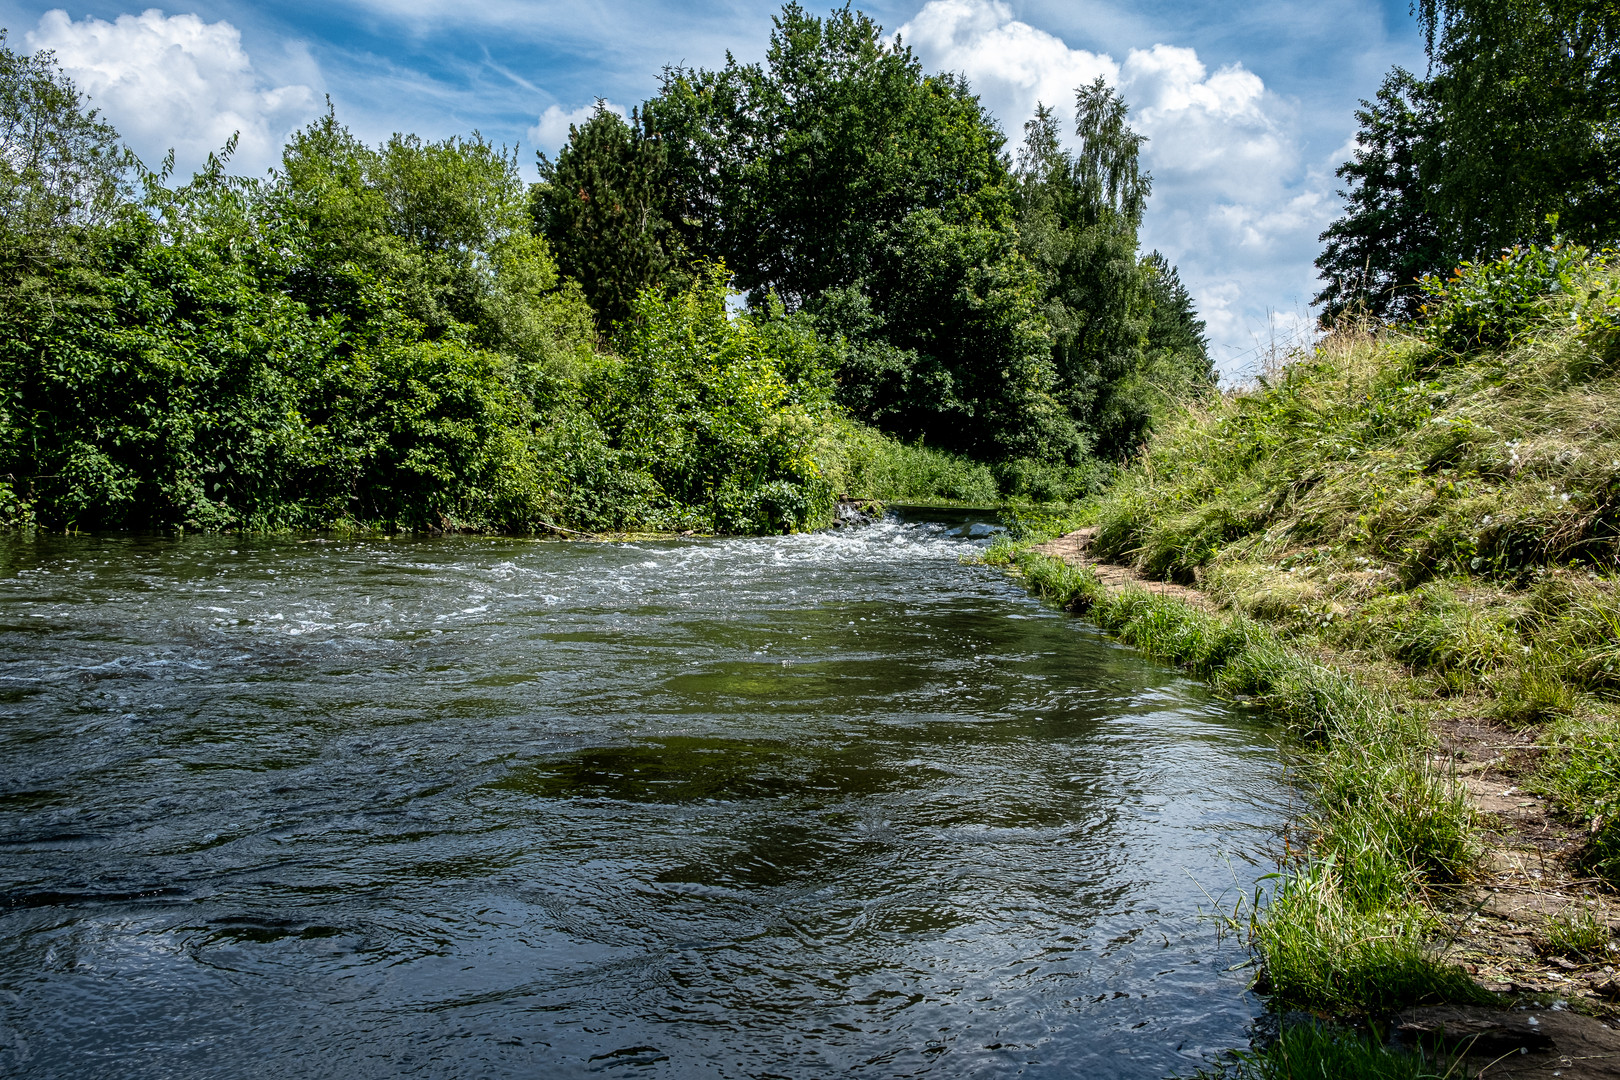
1317, 0, 1620, 322
545, 4, 1208, 465
0, 32, 127, 254
640, 4, 1058, 460
0, 5, 1215, 535
530, 104, 683, 329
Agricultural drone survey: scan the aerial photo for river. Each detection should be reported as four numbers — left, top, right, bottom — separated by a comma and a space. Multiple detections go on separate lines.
0, 517, 1286, 1078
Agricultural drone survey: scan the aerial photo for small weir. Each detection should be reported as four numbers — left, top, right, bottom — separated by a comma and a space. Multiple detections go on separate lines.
0, 519, 1287, 1078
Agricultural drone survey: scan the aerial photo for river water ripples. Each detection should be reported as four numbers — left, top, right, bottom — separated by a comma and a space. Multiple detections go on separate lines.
0, 517, 1286, 1078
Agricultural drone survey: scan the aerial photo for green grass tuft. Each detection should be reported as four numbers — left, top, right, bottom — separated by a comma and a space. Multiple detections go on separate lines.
1188, 1022, 1474, 1079
1254, 862, 1488, 1015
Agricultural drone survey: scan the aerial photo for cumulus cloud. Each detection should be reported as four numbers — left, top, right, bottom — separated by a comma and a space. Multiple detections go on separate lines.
528, 100, 627, 157
899, 0, 1117, 128
899, 0, 1336, 378
26, 8, 320, 178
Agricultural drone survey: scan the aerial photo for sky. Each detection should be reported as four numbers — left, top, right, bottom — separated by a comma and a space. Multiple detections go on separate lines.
0, 0, 1428, 378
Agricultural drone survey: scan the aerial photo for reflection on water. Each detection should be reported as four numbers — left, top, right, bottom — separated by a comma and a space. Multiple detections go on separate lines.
0, 521, 1284, 1078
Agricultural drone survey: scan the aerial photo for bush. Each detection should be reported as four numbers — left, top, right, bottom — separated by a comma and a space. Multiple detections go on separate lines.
593, 273, 836, 533
1419, 238, 1603, 353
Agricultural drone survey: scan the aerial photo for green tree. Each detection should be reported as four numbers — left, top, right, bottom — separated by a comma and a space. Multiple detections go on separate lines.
1015, 89, 1164, 459
277, 108, 589, 365
1141, 252, 1213, 391
0, 31, 129, 267
1314, 69, 1447, 322
531, 104, 684, 331
1317, 0, 1620, 326
1416, 0, 1620, 252
590, 269, 835, 532
637, 3, 1067, 460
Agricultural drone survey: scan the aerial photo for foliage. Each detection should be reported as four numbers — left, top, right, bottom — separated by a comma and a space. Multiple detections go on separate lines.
531, 104, 685, 330
527, 4, 1207, 468
1015, 98, 1213, 460
1317, 0, 1620, 325
275, 108, 589, 364
591, 271, 836, 533
1415, 0, 1620, 255
1142, 251, 1214, 390
810, 418, 1001, 504
1419, 235, 1607, 351
1, 8, 1212, 535
0, 78, 848, 534
0, 30, 129, 264
1314, 70, 1446, 323
634, 5, 1073, 461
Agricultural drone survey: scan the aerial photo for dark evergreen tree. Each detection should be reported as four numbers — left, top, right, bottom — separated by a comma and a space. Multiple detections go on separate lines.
1314, 70, 1447, 323
1141, 252, 1213, 389
531, 103, 682, 330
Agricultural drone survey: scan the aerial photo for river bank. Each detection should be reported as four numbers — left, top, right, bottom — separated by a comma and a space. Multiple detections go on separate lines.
1033, 527, 1619, 1008
978, 253, 1620, 1074
1007, 528, 1620, 1072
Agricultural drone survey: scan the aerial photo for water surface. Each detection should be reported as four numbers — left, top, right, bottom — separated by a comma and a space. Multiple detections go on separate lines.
0, 521, 1284, 1078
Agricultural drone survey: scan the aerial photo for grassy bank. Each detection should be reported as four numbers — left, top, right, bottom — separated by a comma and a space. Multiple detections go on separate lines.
987, 245, 1620, 1069
990, 547, 1486, 1017
1079, 244, 1620, 886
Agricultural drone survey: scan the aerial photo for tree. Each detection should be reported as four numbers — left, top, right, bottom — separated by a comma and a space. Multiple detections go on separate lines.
0, 30, 129, 266
1314, 70, 1447, 323
1416, 0, 1620, 252
277, 108, 589, 364
1141, 252, 1213, 390
1316, 0, 1620, 325
1015, 89, 1170, 459
531, 103, 683, 330
633, 3, 1066, 461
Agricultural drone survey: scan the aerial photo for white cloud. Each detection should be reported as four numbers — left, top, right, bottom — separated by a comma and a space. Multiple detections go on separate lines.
899, 0, 1336, 379
899, 0, 1117, 130
528, 100, 627, 158
26, 8, 321, 178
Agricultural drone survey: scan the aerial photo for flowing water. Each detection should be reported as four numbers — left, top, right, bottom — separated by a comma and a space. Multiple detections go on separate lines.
0, 518, 1287, 1078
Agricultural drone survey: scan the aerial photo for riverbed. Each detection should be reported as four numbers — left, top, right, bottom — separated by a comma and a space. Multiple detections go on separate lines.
0, 519, 1286, 1078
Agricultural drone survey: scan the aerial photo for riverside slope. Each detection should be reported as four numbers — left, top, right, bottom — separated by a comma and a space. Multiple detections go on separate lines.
1033, 526, 1620, 1076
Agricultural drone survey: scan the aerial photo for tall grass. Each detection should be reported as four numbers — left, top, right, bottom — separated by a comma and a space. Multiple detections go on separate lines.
812, 418, 1113, 506
1191, 1022, 1474, 1080
813, 418, 1001, 503
1044, 259, 1620, 887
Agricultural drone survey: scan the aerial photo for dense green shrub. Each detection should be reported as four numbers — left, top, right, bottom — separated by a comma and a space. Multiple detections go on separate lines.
591, 274, 836, 533
1419, 238, 1603, 352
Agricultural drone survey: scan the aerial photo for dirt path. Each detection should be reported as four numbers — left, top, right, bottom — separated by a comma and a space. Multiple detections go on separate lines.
1032, 528, 1620, 1019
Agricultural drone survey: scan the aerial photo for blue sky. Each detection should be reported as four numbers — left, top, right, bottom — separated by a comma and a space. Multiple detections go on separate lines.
0, 0, 1427, 376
